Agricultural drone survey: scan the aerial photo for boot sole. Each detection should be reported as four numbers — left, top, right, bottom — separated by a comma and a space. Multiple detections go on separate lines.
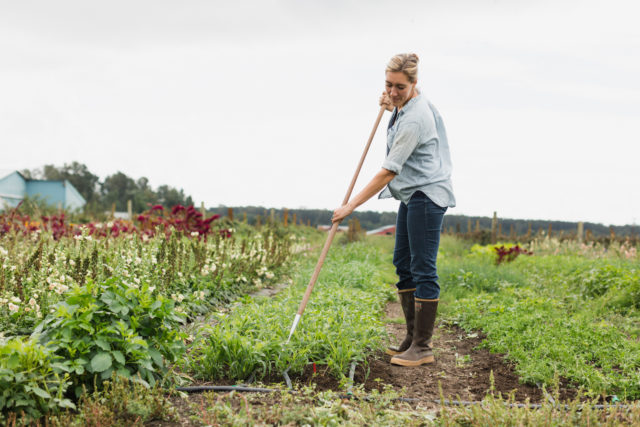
390, 355, 435, 366
385, 348, 403, 356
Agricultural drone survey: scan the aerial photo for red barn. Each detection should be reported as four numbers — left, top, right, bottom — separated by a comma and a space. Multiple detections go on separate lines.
366, 225, 396, 236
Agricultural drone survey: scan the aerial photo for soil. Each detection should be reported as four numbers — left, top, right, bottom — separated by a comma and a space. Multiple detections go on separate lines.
278, 301, 578, 406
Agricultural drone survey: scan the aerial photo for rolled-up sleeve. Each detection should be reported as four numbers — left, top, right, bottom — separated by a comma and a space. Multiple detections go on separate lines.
382, 121, 420, 175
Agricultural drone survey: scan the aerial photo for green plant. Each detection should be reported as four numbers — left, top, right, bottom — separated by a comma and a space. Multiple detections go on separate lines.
33, 277, 186, 395
0, 337, 74, 422
189, 241, 394, 382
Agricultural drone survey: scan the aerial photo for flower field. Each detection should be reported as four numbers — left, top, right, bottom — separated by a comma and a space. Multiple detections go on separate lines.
2, 203, 640, 425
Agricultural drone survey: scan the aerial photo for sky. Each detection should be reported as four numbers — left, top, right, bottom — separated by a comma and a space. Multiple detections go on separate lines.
1, 0, 639, 226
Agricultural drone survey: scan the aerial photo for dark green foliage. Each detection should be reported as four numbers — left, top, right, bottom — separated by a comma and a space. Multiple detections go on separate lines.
33, 278, 186, 395
0, 338, 74, 421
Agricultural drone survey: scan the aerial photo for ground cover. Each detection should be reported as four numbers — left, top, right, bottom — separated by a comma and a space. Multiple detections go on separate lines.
438, 236, 640, 400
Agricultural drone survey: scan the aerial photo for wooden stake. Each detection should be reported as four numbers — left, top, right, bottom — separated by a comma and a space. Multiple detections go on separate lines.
491, 212, 497, 244
577, 222, 584, 243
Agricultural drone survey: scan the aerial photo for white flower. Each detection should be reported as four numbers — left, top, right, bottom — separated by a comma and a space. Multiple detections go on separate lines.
0, 247, 7, 257
133, 277, 141, 284
29, 298, 37, 307
74, 235, 83, 241
149, 286, 156, 292
10, 296, 21, 303
107, 221, 114, 228
191, 231, 199, 237
70, 259, 76, 266
8, 303, 19, 313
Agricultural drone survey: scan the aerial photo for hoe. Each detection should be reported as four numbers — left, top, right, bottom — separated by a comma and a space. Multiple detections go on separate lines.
286, 105, 387, 343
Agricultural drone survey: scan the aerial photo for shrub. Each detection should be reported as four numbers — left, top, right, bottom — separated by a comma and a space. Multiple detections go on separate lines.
33, 277, 186, 396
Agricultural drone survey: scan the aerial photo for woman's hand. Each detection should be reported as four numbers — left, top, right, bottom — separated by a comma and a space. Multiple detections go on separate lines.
379, 91, 393, 112
332, 203, 354, 223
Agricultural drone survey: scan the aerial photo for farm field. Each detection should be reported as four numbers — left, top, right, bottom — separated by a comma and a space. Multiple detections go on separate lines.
2, 206, 640, 425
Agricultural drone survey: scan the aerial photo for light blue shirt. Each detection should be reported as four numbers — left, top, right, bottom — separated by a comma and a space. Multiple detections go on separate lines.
378, 93, 456, 208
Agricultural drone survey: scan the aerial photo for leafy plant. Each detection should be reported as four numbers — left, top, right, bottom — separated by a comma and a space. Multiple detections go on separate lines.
0, 337, 74, 421
33, 278, 186, 395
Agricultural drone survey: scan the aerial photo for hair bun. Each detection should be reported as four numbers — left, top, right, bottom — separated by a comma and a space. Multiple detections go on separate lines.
410, 53, 419, 62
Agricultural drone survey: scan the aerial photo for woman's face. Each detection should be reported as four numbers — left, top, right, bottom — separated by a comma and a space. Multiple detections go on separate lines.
385, 71, 416, 107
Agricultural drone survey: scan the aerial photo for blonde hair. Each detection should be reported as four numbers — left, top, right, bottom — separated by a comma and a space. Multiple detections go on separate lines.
386, 53, 420, 83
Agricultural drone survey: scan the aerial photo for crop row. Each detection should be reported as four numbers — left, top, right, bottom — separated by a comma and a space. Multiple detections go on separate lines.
438, 237, 640, 399
186, 241, 395, 382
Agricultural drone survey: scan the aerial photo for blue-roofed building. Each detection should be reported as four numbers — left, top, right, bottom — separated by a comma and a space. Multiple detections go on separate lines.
0, 169, 86, 211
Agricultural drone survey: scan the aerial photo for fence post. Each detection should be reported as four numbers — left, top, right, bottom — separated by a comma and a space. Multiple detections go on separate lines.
127, 199, 132, 221
292, 213, 297, 226
491, 212, 497, 244
548, 224, 553, 238
527, 222, 532, 239
577, 222, 584, 243
200, 202, 206, 217
256, 215, 261, 227
510, 224, 515, 240
243, 212, 247, 223
111, 203, 116, 219
228, 207, 234, 221
467, 219, 472, 234
270, 209, 275, 224
475, 219, 480, 232
283, 208, 289, 227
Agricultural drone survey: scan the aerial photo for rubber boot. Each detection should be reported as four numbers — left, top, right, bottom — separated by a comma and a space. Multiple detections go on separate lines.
390, 299, 438, 366
386, 290, 415, 356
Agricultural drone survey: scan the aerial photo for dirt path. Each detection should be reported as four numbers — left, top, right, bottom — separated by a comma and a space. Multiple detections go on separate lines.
285, 301, 563, 407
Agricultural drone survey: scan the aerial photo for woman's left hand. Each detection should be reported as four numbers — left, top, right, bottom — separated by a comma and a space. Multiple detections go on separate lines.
332, 204, 354, 223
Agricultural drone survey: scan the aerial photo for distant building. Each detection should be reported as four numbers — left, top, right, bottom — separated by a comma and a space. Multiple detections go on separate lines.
366, 225, 396, 236
0, 170, 86, 211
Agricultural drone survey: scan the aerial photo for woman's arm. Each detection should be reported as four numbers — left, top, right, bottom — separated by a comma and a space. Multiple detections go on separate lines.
331, 168, 396, 223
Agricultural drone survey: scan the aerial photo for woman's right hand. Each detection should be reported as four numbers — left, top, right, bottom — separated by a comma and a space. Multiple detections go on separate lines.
379, 91, 393, 112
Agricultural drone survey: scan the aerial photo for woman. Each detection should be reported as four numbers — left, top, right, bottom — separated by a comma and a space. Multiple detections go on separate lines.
332, 53, 455, 367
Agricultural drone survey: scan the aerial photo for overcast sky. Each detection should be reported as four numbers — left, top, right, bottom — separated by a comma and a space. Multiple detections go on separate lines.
2, 0, 639, 225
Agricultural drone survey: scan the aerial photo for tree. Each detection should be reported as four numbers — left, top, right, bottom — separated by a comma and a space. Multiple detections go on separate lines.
101, 172, 138, 211
156, 185, 193, 208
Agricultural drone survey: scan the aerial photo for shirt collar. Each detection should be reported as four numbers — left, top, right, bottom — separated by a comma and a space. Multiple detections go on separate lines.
398, 92, 421, 115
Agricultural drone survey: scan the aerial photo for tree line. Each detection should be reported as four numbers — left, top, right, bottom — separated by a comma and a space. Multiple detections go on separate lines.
21, 162, 193, 215
208, 206, 637, 238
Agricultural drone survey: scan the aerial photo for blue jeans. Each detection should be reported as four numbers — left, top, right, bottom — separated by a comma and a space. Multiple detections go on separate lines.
393, 191, 447, 300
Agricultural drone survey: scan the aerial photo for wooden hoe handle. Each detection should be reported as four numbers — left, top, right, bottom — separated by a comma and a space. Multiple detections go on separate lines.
286, 105, 387, 342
